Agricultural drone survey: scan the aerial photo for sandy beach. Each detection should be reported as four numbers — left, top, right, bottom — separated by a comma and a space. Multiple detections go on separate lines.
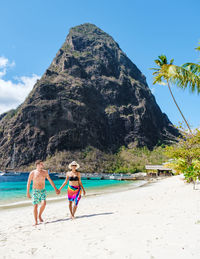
0, 175, 200, 259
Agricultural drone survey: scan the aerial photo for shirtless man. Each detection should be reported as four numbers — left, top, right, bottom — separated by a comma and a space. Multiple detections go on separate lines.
27, 160, 60, 225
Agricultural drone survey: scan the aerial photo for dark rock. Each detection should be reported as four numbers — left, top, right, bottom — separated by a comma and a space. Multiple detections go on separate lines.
0, 23, 179, 168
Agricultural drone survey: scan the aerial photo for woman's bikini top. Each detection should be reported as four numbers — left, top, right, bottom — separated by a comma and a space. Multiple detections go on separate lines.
69, 175, 79, 181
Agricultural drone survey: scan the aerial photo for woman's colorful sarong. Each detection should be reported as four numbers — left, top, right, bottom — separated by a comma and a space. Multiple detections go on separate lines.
67, 185, 81, 205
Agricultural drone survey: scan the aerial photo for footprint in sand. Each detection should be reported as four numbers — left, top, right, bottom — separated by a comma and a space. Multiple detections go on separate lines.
17, 226, 23, 229
31, 248, 38, 255
0, 233, 7, 242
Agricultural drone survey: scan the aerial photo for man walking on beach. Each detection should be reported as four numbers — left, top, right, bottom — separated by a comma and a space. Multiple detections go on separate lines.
27, 160, 60, 225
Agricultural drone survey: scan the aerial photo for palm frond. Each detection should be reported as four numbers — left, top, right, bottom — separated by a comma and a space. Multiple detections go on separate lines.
151, 55, 200, 93
159, 55, 168, 65
153, 76, 166, 85
150, 68, 160, 71
152, 69, 167, 85
168, 65, 200, 94
182, 63, 200, 75
154, 59, 162, 67
195, 42, 200, 51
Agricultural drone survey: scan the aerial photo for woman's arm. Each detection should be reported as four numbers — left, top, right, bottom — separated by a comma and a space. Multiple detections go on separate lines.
59, 173, 69, 192
78, 172, 86, 195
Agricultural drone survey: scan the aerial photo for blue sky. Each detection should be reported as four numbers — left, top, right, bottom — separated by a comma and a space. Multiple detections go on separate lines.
0, 0, 200, 128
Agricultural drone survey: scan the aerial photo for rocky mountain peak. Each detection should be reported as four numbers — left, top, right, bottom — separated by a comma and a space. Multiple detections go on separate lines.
0, 23, 179, 168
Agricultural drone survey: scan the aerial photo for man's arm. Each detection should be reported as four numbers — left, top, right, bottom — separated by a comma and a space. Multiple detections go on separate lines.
59, 173, 69, 192
27, 171, 33, 198
46, 171, 60, 194
78, 173, 86, 195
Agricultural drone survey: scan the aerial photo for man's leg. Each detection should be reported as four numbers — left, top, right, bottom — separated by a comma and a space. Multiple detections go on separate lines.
39, 200, 46, 222
33, 204, 38, 225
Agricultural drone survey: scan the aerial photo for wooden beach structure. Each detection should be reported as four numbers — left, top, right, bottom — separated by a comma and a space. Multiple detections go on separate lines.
145, 165, 173, 177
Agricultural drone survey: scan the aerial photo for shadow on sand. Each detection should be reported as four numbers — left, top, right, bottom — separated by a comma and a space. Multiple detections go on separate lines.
45, 212, 114, 225
76, 212, 114, 219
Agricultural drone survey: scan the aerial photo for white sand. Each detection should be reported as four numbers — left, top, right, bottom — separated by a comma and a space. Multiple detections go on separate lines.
0, 175, 200, 259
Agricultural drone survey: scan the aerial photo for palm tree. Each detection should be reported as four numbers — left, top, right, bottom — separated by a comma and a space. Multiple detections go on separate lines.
151, 54, 200, 134
152, 43, 200, 134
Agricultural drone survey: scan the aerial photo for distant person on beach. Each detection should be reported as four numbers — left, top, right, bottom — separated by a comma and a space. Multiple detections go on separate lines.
26, 160, 60, 225
59, 161, 86, 219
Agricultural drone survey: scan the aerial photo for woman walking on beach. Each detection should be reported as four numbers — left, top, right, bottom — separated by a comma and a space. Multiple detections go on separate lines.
59, 161, 86, 219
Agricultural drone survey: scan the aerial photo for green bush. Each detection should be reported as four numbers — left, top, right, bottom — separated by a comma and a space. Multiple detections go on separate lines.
165, 129, 200, 182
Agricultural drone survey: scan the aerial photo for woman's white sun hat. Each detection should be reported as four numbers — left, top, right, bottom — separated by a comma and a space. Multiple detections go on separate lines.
68, 161, 80, 170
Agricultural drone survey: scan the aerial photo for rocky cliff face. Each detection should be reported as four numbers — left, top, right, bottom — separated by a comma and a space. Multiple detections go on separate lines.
0, 23, 179, 168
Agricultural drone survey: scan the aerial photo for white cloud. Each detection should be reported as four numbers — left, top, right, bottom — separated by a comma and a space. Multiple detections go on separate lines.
0, 69, 6, 78
0, 56, 40, 114
0, 57, 9, 68
0, 56, 15, 78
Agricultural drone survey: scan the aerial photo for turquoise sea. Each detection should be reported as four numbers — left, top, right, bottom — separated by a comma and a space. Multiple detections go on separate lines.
0, 172, 146, 208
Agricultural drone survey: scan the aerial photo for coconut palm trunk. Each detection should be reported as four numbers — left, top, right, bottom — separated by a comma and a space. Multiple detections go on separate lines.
167, 81, 192, 134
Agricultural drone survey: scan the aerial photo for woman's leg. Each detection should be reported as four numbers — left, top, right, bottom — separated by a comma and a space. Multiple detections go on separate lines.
72, 187, 81, 217
72, 204, 77, 217
69, 201, 73, 218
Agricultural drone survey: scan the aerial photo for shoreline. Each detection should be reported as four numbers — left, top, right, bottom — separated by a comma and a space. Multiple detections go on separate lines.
0, 179, 148, 210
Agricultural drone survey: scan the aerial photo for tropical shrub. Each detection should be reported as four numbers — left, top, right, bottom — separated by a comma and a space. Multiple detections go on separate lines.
165, 129, 200, 183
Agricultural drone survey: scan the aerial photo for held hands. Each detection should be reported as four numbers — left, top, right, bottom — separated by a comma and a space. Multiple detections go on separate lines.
27, 192, 31, 198
83, 189, 86, 196
55, 188, 60, 195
